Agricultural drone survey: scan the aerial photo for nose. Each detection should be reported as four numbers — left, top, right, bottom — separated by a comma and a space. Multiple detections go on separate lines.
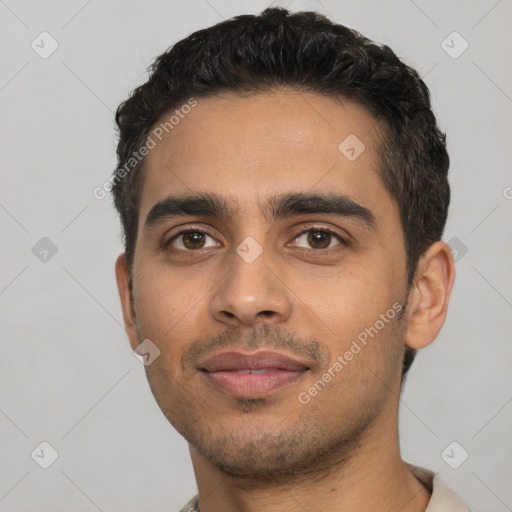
209, 244, 293, 327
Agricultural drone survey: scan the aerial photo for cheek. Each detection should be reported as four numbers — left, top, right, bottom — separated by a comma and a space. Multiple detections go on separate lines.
132, 263, 207, 346
292, 263, 406, 383
294, 265, 396, 332
143, 355, 193, 433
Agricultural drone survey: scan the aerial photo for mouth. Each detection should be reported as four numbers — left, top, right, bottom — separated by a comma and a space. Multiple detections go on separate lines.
198, 350, 311, 398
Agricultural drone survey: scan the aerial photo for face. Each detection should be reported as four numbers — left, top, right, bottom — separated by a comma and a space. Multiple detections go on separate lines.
120, 90, 412, 478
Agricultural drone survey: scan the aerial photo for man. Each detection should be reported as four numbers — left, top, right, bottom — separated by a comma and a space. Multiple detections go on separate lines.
112, 8, 468, 511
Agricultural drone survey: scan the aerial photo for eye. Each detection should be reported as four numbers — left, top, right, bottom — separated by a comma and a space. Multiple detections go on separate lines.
167, 230, 218, 251
292, 228, 344, 250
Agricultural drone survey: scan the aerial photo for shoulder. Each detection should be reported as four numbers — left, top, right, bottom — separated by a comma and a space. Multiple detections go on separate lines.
178, 495, 199, 512
407, 463, 470, 512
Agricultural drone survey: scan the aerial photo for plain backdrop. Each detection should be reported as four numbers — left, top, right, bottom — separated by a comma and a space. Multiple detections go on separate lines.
1, 1, 511, 511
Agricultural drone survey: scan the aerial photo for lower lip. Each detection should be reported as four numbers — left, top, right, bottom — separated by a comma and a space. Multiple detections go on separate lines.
202, 369, 307, 398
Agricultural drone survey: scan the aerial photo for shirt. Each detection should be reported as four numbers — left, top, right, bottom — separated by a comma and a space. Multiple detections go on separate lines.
179, 463, 470, 512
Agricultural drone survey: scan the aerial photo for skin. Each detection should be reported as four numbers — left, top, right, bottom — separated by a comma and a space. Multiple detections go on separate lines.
116, 90, 455, 512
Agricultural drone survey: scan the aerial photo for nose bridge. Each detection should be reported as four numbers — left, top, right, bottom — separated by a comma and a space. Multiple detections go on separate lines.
209, 236, 292, 326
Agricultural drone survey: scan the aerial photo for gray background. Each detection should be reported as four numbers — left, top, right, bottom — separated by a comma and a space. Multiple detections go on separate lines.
1, 0, 511, 510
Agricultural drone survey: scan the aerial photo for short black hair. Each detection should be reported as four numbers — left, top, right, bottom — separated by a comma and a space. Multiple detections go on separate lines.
112, 7, 450, 378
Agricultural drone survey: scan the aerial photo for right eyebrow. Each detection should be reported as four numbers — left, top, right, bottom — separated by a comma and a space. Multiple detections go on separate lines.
143, 193, 238, 232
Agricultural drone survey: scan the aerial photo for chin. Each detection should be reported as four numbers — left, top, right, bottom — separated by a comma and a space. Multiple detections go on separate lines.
187, 420, 362, 482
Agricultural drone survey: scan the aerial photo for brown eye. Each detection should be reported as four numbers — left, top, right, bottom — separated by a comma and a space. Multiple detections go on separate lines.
307, 230, 332, 249
182, 232, 206, 249
293, 229, 342, 250
169, 230, 217, 251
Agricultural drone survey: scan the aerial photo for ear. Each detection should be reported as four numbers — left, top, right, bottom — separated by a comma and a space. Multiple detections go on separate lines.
404, 241, 456, 350
115, 254, 140, 352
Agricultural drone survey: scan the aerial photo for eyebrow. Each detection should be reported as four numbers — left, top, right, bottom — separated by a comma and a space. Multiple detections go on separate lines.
143, 191, 376, 231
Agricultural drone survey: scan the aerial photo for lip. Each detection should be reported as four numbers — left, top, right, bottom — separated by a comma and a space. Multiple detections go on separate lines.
198, 350, 310, 398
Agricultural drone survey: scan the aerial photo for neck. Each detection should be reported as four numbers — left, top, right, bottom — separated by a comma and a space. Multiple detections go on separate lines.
188, 412, 430, 512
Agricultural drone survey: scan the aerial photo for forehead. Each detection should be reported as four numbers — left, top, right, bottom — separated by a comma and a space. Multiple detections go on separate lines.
138, 90, 392, 222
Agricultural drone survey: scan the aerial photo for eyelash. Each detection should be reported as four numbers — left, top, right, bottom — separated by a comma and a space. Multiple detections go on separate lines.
164, 225, 349, 253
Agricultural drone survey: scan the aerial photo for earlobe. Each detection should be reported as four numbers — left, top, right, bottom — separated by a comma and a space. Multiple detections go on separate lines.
404, 241, 456, 350
115, 254, 140, 352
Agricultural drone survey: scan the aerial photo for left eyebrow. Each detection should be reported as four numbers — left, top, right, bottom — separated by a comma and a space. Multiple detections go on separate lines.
143, 191, 376, 232
262, 192, 376, 229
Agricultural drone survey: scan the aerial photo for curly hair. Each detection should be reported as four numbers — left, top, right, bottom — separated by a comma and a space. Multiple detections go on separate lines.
112, 7, 450, 378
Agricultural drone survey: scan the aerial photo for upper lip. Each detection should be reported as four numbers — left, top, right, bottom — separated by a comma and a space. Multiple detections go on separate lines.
198, 350, 311, 372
